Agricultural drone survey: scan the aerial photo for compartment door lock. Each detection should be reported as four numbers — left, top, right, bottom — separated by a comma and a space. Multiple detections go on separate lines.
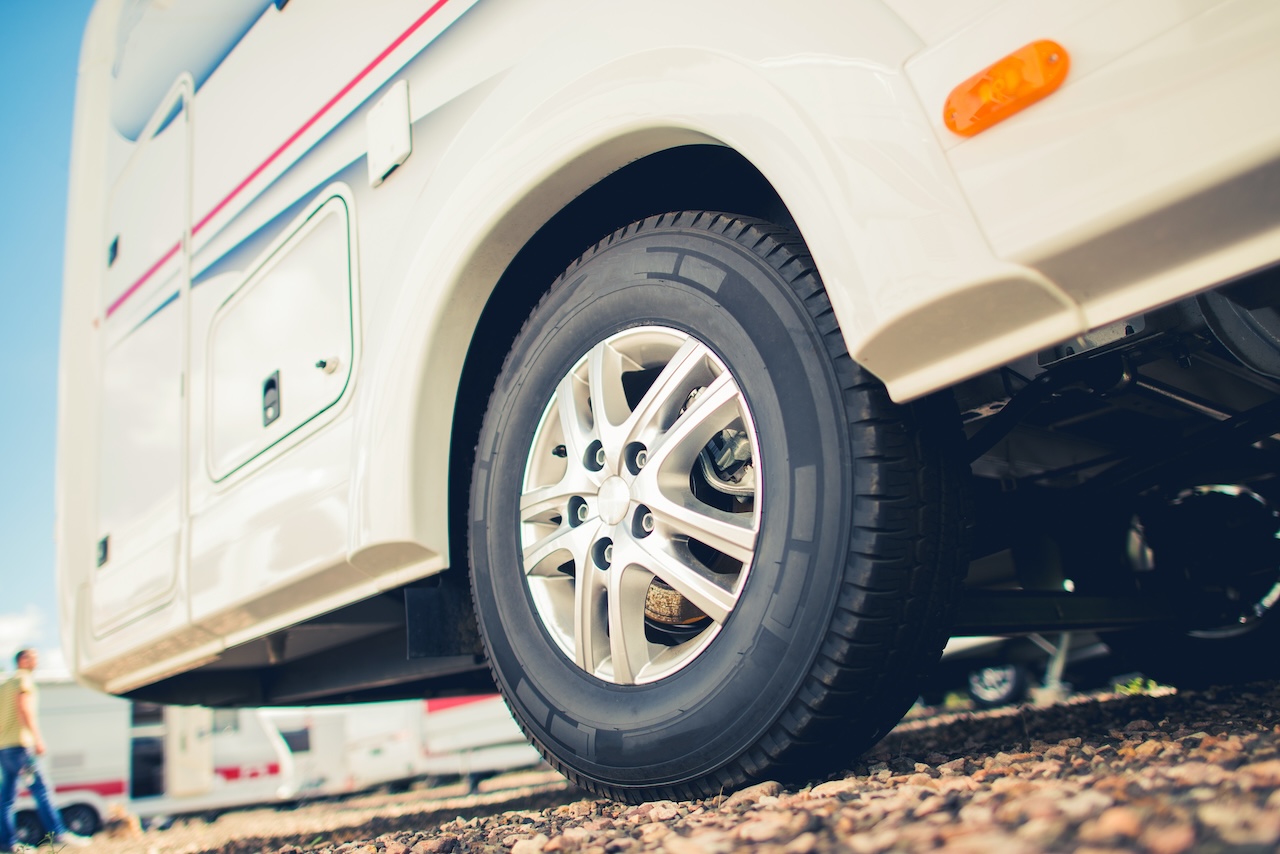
263, 371, 281, 426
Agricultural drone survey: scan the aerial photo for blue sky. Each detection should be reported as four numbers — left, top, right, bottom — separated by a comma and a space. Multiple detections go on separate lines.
0, 0, 98, 668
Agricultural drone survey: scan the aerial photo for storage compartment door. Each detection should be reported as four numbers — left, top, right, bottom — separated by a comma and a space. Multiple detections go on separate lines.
207, 196, 354, 480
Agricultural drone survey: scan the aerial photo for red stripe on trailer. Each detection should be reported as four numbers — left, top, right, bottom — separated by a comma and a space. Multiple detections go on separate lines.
215, 762, 281, 781
24, 779, 128, 798
424, 694, 495, 713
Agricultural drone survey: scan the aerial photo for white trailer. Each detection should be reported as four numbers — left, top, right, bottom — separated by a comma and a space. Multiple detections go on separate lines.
418, 696, 541, 783
11, 677, 295, 843
263, 693, 539, 798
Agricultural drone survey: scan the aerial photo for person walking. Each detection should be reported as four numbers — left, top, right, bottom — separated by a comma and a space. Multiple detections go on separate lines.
0, 649, 90, 852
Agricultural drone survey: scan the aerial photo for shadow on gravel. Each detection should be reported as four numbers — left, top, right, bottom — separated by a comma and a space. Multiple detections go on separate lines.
853, 683, 1279, 777
187, 784, 588, 854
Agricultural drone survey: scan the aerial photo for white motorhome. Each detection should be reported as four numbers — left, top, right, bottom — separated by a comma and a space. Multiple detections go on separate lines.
10, 677, 295, 844
262, 693, 539, 797
58, 0, 1280, 802
418, 695, 542, 783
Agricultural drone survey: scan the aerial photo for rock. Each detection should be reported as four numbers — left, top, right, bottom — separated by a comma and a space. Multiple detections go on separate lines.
638, 823, 670, 843
784, 832, 819, 854
383, 841, 411, 854
1079, 806, 1143, 841
913, 795, 949, 818
1014, 817, 1070, 846
413, 836, 459, 853
661, 831, 734, 854
1139, 823, 1196, 854
1134, 740, 1165, 758
810, 778, 862, 799
511, 834, 550, 854
1056, 789, 1114, 820
737, 815, 794, 843
1198, 802, 1280, 846
938, 758, 968, 775
722, 780, 783, 810
1124, 720, 1156, 732
1240, 759, 1280, 786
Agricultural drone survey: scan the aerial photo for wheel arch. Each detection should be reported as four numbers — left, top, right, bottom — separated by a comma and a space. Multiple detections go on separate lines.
444, 145, 792, 574
348, 125, 799, 580
346, 30, 1031, 579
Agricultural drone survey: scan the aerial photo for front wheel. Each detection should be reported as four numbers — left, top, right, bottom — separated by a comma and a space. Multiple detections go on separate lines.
469, 211, 965, 801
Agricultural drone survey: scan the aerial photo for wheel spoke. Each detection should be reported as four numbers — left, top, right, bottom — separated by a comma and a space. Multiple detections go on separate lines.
574, 564, 609, 674
642, 497, 757, 564
522, 520, 599, 578
555, 372, 595, 471
606, 562, 655, 684
619, 336, 713, 450
520, 475, 594, 523
587, 339, 635, 459
629, 537, 736, 625
643, 371, 744, 477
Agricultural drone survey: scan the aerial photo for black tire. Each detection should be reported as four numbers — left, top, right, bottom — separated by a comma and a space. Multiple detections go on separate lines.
469, 211, 965, 802
14, 810, 42, 845
61, 803, 100, 837
1102, 485, 1280, 688
966, 663, 1031, 708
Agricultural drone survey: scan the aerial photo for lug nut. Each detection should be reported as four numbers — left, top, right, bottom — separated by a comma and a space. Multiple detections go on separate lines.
592, 537, 614, 570
624, 443, 649, 475
584, 440, 606, 472
577, 503, 589, 522
640, 512, 654, 534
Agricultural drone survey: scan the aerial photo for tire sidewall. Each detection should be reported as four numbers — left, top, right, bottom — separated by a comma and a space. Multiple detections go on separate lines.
470, 225, 851, 789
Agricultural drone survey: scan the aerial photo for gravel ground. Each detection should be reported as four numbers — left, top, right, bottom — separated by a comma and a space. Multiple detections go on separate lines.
81, 681, 1280, 854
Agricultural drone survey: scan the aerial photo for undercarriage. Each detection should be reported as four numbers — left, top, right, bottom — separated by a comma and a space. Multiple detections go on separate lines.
952, 263, 1280, 685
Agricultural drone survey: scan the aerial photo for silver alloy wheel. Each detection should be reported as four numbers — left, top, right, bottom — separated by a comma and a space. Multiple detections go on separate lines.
519, 326, 761, 684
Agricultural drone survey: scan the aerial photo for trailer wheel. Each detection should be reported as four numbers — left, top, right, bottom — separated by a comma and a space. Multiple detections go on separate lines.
469, 211, 966, 802
61, 804, 101, 837
1104, 485, 1280, 688
14, 810, 42, 845
966, 663, 1031, 708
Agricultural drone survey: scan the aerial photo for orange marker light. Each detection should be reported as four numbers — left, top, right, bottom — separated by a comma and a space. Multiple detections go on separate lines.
944, 40, 1069, 137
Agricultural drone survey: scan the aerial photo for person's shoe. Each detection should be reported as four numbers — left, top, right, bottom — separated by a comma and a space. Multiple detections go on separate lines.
52, 832, 92, 848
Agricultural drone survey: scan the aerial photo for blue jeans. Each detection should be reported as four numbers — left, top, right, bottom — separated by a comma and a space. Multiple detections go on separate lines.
0, 746, 66, 849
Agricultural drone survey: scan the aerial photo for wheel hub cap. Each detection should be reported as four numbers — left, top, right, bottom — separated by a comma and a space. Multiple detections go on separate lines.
519, 326, 763, 684
598, 477, 630, 525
